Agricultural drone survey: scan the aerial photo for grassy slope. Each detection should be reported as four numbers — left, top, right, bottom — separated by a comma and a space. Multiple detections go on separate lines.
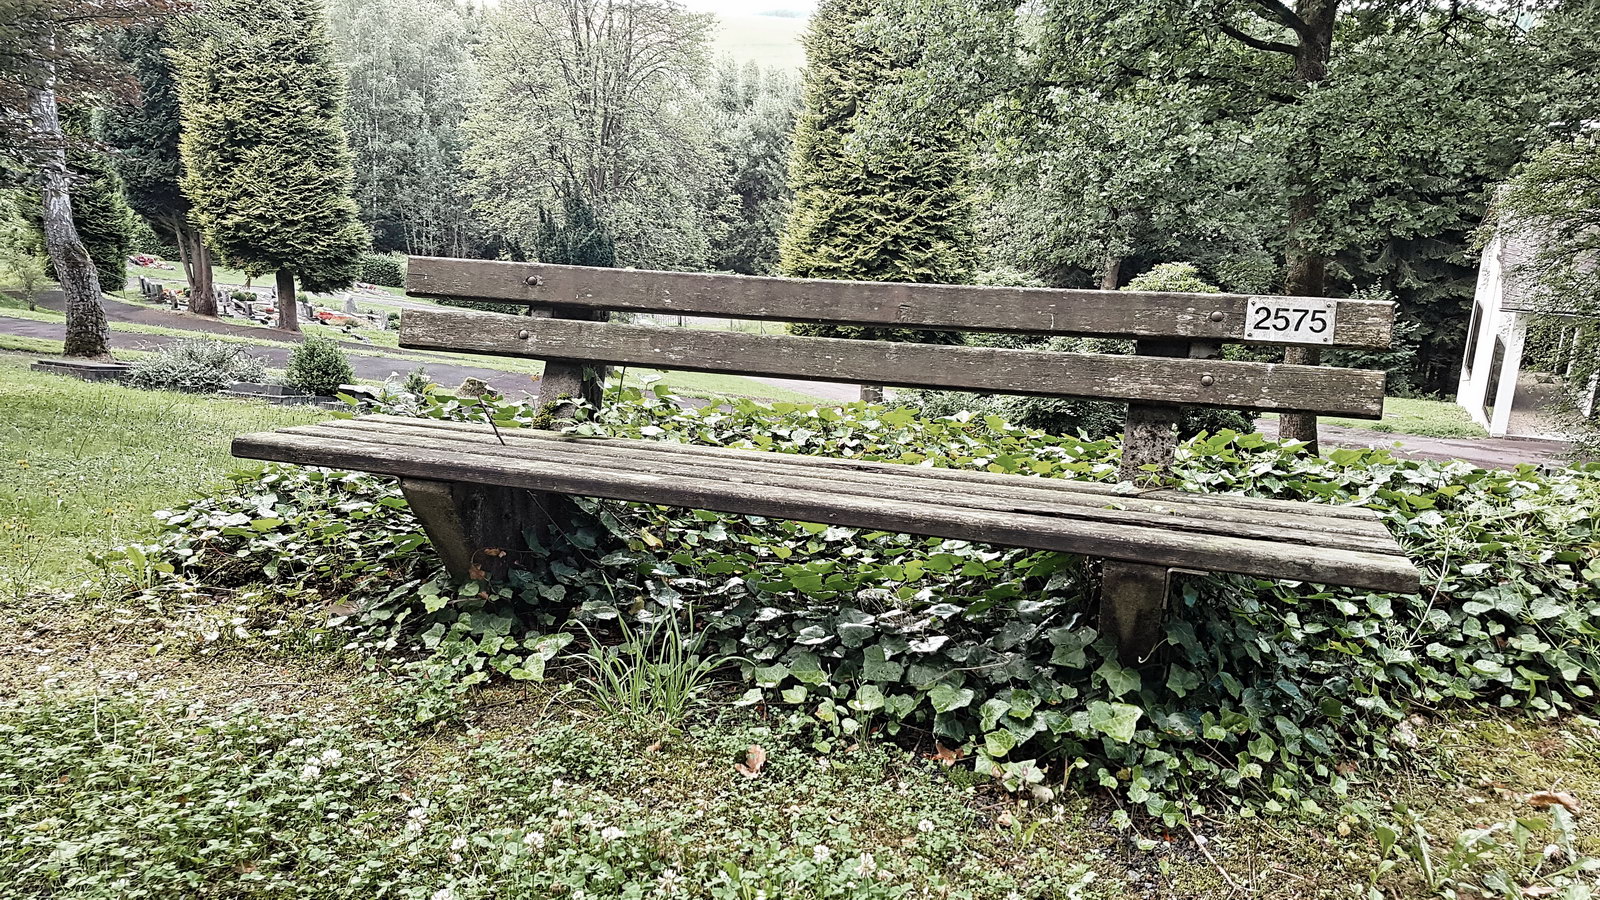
712, 12, 807, 68
0, 369, 1595, 897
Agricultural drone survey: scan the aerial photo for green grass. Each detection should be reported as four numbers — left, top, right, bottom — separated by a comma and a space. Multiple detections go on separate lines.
0, 354, 325, 589
1264, 396, 1488, 439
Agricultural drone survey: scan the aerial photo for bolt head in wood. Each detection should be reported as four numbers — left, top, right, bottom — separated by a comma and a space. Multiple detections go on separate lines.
1200, 374, 1215, 387
1209, 311, 1225, 322
517, 329, 530, 340
525, 275, 543, 287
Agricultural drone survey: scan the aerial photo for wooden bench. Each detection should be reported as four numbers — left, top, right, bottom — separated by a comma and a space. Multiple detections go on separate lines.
233, 258, 1421, 659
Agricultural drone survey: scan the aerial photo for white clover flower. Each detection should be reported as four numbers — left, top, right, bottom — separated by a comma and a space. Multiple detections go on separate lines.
812, 844, 831, 863
450, 836, 468, 852
600, 826, 624, 841
917, 818, 935, 833
856, 853, 877, 875
430, 889, 455, 900
522, 831, 546, 849
319, 748, 343, 766
556, 808, 572, 819
299, 764, 322, 782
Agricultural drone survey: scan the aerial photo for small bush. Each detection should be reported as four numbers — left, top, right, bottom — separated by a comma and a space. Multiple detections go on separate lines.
1124, 261, 1221, 294
356, 253, 405, 288
127, 339, 266, 393
285, 336, 354, 396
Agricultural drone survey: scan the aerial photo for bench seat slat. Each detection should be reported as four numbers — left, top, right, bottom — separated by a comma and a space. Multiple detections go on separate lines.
407, 257, 1397, 349
340, 416, 1399, 547
233, 422, 1421, 593
400, 311, 1388, 419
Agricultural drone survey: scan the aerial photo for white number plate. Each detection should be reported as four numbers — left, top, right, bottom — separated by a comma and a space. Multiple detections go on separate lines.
1244, 297, 1335, 344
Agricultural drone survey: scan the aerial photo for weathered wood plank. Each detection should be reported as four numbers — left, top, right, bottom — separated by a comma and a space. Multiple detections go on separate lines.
406, 257, 1397, 349
360, 415, 1392, 527
231, 429, 1422, 592
400, 310, 1389, 418
1100, 561, 1171, 662
300, 419, 1408, 555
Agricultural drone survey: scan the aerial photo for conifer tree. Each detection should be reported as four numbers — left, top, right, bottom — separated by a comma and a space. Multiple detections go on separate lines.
106, 25, 216, 314
174, 0, 367, 332
779, 0, 974, 400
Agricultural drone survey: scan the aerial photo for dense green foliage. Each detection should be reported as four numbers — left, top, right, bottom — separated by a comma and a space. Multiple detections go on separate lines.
173, 0, 368, 292
355, 252, 405, 288
103, 26, 187, 250
707, 61, 802, 276
16, 108, 134, 288
127, 338, 267, 393
122, 387, 1600, 822
326, 0, 482, 257
869, 0, 1600, 393
781, 0, 974, 335
464, 0, 718, 269
285, 335, 354, 396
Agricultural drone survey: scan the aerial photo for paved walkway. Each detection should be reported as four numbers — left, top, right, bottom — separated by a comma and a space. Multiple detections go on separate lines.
1255, 419, 1571, 469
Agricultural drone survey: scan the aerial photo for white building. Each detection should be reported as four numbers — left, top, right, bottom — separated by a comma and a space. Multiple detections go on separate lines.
1456, 224, 1589, 439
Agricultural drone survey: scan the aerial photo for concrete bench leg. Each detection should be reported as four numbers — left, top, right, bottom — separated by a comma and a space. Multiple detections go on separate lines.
400, 479, 548, 580
1099, 560, 1171, 662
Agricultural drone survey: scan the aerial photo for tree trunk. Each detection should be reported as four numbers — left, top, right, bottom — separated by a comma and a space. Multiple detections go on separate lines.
275, 269, 300, 332
860, 384, 884, 404
28, 64, 110, 360
189, 234, 217, 316
1100, 252, 1121, 291
1276, 0, 1339, 453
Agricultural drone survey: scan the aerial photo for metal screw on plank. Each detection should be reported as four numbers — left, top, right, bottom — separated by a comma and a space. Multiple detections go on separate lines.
525, 275, 543, 287
518, 329, 530, 340
1200, 374, 1215, 387
1208, 311, 1224, 322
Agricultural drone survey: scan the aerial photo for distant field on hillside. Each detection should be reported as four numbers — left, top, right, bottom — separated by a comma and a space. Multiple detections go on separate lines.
711, 13, 806, 69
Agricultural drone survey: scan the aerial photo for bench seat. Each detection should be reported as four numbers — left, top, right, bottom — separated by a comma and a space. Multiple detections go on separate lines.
233, 414, 1420, 594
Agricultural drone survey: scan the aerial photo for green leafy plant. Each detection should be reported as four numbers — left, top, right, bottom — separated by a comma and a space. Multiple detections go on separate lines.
573, 610, 735, 732
127, 338, 268, 392
1375, 804, 1599, 900
356, 252, 405, 287
125, 382, 1600, 821
285, 335, 355, 396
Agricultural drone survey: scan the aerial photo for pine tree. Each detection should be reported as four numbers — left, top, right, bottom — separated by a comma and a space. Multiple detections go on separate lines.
174, 0, 367, 332
779, 0, 975, 400
105, 25, 216, 315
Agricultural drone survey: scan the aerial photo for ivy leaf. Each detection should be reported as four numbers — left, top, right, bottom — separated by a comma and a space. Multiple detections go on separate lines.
1088, 701, 1143, 743
984, 729, 1017, 758
861, 644, 904, 682
1095, 659, 1142, 697
928, 683, 976, 714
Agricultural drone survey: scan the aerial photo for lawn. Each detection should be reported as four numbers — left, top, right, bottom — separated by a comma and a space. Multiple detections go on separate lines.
1261, 396, 1489, 439
0, 365, 1596, 898
0, 354, 325, 589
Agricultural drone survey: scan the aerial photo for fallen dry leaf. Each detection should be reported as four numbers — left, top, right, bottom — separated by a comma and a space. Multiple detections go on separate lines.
930, 742, 961, 767
735, 744, 766, 779
1523, 887, 1560, 898
644, 740, 663, 754
1526, 791, 1581, 815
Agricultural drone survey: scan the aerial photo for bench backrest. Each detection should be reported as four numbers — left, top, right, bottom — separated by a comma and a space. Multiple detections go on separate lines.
401, 257, 1393, 416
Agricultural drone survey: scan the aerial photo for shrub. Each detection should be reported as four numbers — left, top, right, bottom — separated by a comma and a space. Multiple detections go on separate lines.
125, 386, 1600, 823
356, 253, 405, 287
1123, 261, 1221, 294
285, 335, 354, 396
127, 339, 266, 393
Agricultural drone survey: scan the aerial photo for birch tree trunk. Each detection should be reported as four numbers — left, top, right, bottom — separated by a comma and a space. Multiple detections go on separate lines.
29, 57, 111, 360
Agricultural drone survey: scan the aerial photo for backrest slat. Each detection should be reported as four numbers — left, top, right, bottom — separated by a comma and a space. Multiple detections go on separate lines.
401, 308, 1387, 418
407, 257, 1396, 350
